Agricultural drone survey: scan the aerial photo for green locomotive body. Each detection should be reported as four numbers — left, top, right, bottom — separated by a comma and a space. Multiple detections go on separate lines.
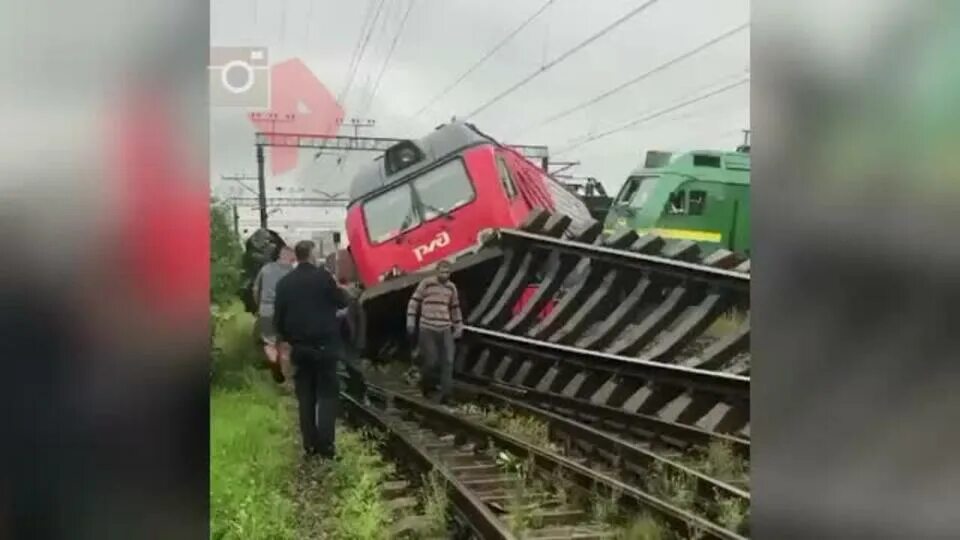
603, 149, 750, 256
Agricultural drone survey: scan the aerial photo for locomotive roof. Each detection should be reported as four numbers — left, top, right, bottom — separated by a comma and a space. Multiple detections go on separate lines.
629, 150, 750, 185
348, 121, 498, 203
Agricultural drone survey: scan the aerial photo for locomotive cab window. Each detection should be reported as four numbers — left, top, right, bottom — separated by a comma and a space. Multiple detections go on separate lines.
618, 176, 659, 209
496, 156, 518, 199
617, 177, 641, 204
688, 190, 707, 215
411, 159, 476, 221
363, 185, 420, 243
363, 158, 476, 244
666, 190, 686, 215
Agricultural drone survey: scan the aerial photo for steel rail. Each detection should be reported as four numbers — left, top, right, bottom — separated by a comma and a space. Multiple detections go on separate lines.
454, 380, 750, 506
497, 228, 750, 292
340, 391, 518, 539
366, 382, 747, 540
464, 325, 750, 401
455, 371, 750, 458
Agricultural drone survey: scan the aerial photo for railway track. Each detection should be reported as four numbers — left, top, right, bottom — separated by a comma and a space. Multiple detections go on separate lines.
342, 376, 747, 539
456, 210, 751, 439
352, 209, 752, 537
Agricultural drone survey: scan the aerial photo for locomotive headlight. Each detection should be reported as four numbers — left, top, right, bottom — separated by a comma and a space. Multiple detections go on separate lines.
380, 265, 403, 282
476, 228, 498, 247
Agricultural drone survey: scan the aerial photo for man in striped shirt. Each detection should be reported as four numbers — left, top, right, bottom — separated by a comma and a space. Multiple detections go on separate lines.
406, 260, 462, 404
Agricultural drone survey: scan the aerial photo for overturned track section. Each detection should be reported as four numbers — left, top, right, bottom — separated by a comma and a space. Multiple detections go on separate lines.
458, 209, 752, 439
348, 380, 746, 539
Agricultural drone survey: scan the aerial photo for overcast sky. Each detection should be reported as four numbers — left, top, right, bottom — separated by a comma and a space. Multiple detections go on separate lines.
211, 0, 750, 217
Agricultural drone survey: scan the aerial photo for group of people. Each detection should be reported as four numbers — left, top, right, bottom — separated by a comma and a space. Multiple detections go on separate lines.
251, 241, 463, 460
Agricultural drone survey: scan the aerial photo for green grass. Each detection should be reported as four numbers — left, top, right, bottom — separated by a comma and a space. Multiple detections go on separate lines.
210, 303, 395, 540
308, 428, 394, 539
210, 372, 300, 540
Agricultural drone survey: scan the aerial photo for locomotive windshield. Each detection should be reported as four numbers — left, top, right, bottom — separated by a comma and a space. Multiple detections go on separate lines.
362, 158, 475, 244
364, 184, 420, 243
617, 175, 659, 210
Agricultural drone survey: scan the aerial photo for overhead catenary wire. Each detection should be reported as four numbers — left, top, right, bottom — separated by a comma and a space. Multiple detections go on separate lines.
315, 0, 380, 164
331, 0, 389, 174
555, 75, 750, 155
464, 0, 663, 120
339, 0, 376, 101
361, 0, 417, 118
411, 0, 559, 119
339, 0, 388, 105
513, 21, 750, 137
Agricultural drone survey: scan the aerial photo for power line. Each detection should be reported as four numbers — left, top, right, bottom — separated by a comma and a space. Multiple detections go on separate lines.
339, 0, 387, 105
464, 0, 662, 120
362, 0, 417, 117
339, 0, 375, 101
411, 0, 558, 118
555, 75, 750, 154
513, 21, 749, 137
332, 0, 388, 174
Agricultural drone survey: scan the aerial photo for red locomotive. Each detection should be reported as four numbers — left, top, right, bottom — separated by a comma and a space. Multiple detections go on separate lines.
343, 121, 592, 287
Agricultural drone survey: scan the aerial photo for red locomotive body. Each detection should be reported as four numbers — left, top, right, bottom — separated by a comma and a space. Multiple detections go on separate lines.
345, 122, 590, 287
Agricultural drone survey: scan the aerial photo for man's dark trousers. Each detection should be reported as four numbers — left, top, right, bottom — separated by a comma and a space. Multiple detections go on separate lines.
418, 327, 454, 400
340, 345, 367, 400
291, 343, 341, 457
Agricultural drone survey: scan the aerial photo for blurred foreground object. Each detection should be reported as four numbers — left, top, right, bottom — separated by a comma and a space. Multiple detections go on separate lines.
755, 1, 960, 538
0, 0, 209, 537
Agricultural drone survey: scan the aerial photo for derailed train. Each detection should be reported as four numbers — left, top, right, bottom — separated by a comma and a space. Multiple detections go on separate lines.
336, 121, 596, 355
240, 121, 751, 357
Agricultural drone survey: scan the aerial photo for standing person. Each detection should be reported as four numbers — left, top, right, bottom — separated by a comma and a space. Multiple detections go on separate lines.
336, 277, 368, 402
406, 260, 463, 404
274, 241, 349, 459
252, 245, 295, 383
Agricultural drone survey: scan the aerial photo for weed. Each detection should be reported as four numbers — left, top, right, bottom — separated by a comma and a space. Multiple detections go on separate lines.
504, 456, 539, 534
421, 470, 450, 537
713, 491, 748, 534
211, 303, 263, 389
328, 430, 392, 539
702, 308, 748, 340
647, 460, 697, 512
697, 441, 748, 484
459, 405, 560, 452
617, 514, 669, 540
591, 486, 621, 524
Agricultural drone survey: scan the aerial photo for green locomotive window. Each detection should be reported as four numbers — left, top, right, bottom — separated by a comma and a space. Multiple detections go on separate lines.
688, 190, 707, 215
666, 190, 686, 215
619, 176, 658, 209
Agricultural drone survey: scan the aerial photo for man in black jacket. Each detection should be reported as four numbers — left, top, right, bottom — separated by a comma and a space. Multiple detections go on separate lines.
274, 240, 348, 459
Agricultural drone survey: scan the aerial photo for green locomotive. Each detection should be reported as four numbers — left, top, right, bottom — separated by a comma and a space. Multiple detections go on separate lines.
603, 148, 750, 256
